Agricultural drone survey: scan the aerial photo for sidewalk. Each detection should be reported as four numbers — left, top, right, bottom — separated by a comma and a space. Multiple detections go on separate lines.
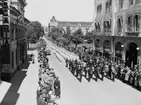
0, 80, 11, 104
0, 50, 39, 105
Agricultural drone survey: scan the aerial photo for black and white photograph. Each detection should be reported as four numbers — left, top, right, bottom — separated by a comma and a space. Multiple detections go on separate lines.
0, 0, 141, 105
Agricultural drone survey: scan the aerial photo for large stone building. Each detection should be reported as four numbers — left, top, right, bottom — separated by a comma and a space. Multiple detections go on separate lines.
48, 16, 93, 35
93, 0, 141, 70
0, 0, 29, 81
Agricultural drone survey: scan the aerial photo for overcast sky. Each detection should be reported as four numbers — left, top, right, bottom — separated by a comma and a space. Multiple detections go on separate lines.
25, 0, 94, 26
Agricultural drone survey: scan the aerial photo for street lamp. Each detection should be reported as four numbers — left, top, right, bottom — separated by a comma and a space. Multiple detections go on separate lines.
121, 45, 124, 48
136, 47, 140, 50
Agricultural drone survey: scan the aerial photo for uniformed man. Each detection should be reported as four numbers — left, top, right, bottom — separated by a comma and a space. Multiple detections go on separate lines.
65, 58, 68, 67
94, 64, 99, 81
87, 65, 92, 81
54, 77, 61, 98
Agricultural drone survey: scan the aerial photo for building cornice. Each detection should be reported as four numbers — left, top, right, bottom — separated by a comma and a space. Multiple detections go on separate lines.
10, 6, 21, 17
19, 0, 27, 7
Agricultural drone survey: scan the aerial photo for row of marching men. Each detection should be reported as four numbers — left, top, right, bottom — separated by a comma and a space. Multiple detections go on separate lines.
65, 56, 115, 82
65, 54, 141, 90
37, 45, 59, 105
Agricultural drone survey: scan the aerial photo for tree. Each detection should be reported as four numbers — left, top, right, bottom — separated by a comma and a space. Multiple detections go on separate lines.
48, 27, 64, 42
25, 21, 44, 43
62, 26, 72, 44
58, 37, 70, 46
84, 31, 93, 44
71, 28, 83, 48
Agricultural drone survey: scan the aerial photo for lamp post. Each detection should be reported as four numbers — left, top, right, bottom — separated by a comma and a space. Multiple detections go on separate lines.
136, 47, 140, 71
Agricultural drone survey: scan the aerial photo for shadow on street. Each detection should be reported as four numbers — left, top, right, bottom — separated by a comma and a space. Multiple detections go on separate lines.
0, 54, 32, 105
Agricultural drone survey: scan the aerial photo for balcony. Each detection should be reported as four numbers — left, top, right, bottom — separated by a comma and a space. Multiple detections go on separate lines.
125, 31, 140, 37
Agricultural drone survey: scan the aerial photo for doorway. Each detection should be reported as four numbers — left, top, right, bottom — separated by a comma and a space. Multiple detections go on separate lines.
125, 42, 138, 68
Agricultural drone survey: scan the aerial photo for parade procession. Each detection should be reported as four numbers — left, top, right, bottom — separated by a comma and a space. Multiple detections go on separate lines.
64, 47, 141, 90
34, 37, 141, 105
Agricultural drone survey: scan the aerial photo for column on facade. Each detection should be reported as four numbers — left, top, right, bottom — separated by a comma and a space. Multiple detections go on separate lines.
138, 46, 141, 71
122, 46, 126, 66
123, 14, 127, 35
16, 25, 21, 66
111, 37, 115, 62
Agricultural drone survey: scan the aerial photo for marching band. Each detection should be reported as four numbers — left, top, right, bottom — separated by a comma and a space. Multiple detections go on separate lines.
65, 47, 141, 90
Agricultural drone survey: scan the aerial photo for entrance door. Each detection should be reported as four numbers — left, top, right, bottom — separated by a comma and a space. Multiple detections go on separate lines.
115, 42, 123, 64
125, 42, 138, 68
103, 40, 111, 59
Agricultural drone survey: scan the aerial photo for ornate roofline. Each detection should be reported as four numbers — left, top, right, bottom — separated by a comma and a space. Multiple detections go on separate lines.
57, 20, 92, 23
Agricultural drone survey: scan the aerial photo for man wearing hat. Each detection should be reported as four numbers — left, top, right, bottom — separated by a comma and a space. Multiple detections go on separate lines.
54, 76, 61, 98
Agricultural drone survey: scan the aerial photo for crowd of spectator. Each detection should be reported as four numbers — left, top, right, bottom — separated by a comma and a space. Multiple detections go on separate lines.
36, 43, 60, 105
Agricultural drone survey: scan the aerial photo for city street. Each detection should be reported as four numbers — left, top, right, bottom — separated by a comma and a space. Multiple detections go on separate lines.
0, 39, 141, 105
46, 39, 141, 105
1, 0, 141, 104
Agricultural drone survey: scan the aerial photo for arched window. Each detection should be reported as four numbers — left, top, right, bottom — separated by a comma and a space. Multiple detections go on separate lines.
117, 17, 123, 33
134, 14, 140, 31
127, 15, 132, 31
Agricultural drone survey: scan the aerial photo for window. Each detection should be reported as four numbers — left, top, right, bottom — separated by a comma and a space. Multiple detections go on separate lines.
105, 0, 112, 13
117, 17, 123, 33
103, 21, 107, 32
135, 0, 141, 4
108, 20, 112, 32
109, 0, 112, 12
97, 4, 102, 14
129, 0, 134, 5
134, 14, 140, 31
98, 22, 101, 32
119, 0, 123, 9
127, 15, 132, 31
106, 2, 108, 13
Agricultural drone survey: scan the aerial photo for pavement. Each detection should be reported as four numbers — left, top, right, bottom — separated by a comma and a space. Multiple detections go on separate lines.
0, 50, 39, 105
0, 80, 11, 104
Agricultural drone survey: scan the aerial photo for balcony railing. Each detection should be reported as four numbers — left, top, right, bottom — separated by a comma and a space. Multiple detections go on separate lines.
125, 31, 140, 37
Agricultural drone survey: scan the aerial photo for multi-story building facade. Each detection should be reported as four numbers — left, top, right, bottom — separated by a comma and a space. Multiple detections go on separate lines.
48, 16, 92, 35
93, 0, 141, 70
0, 0, 28, 81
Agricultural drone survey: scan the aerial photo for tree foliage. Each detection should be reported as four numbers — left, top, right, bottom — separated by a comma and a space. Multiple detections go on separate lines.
26, 21, 44, 43
48, 27, 63, 41
84, 31, 93, 44
62, 26, 72, 43
37, 38, 46, 50
71, 28, 83, 48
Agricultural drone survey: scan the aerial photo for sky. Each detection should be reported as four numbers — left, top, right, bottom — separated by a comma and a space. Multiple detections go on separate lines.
24, 0, 94, 26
